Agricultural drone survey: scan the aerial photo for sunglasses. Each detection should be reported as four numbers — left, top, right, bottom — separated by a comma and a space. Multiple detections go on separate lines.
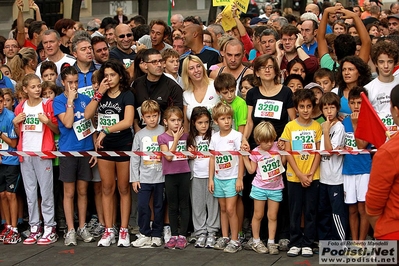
118, 33, 133, 39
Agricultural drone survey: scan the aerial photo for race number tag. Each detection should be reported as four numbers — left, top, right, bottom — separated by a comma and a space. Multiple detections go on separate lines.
0, 133, 9, 150
22, 114, 43, 132
78, 86, 95, 99
97, 113, 119, 131
215, 154, 237, 171
344, 133, 358, 150
291, 130, 316, 150
142, 136, 161, 165
258, 156, 285, 181
168, 140, 187, 161
196, 140, 209, 158
73, 119, 95, 140
254, 99, 283, 120
380, 113, 397, 133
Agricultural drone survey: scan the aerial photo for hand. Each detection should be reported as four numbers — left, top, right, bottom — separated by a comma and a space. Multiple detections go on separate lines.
235, 178, 243, 193
67, 83, 77, 102
215, 13, 223, 23
172, 127, 184, 142
16, 0, 23, 11
298, 172, 312, 187
135, 42, 147, 53
277, 139, 285, 151
340, 8, 356, 20
96, 131, 106, 149
98, 77, 110, 95
132, 182, 141, 193
29, 0, 38, 11
276, 40, 285, 58
240, 138, 250, 151
231, 3, 238, 18
295, 33, 304, 47
208, 179, 214, 194
89, 156, 97, 168
324, 6, 343, 15
322, 116, 336, 133
188, 145, 196, 159
350, 111, 359, 126
13, 112, 26, 125
38, 113, 49, 125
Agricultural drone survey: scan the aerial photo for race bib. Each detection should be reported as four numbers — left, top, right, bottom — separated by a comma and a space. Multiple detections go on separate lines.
142, 136, 161, 166
254, 99, 283, 120
258, 156, 285, 181
380, 113, 397, 134
344, 132, 358, 150
168, 140, 187, 161
97, 113, 119, 131
73, 118, 95, 141
22, 114, 43, 132
196, 139, 210, 158
0, 133, 9, 150
291, 130, 316, 150
215, 154, 237, 171
78, 86, 95, 99
123, 58, 132, 68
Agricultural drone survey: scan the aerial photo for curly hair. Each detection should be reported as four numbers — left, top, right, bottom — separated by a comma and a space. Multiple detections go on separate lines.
371, 41, 399, 65
336, 56, 371, 97
98, 59, 131, 92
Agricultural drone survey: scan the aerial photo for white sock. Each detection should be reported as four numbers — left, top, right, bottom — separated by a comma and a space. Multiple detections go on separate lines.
268, 239, 274, 244
253, 238, 260, 244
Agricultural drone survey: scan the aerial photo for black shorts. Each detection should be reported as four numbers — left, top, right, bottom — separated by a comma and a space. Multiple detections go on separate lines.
0, 164, 21, 193
98, 141, 132, 162
59, 157, 93, 183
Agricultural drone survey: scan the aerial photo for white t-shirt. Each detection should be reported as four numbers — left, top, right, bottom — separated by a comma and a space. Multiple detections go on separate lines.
183, 81, 220, 121
209, 129, 242, 180
36, 53, 76, 79
320, 121, 345, 185
365, 76, 399, 134
164, 73, 183, 89
22, 101, 44, 151
190, 135, 211, 178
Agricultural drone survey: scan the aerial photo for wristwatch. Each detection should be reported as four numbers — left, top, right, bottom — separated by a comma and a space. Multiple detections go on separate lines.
296, 46, 303, 50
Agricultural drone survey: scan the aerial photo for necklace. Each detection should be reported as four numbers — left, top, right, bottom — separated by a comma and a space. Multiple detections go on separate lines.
108, 89, 120, 95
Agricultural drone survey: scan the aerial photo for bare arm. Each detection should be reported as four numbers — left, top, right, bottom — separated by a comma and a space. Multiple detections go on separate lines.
16, 0, 25, 48
242, 156, 257, 174
29, 0, 42, 21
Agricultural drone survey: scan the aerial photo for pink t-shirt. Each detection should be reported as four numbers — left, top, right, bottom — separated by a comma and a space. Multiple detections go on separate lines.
249, 143, 284, 190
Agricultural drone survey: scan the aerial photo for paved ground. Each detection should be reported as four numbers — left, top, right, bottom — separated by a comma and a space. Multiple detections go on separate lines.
0, 239, 322, 266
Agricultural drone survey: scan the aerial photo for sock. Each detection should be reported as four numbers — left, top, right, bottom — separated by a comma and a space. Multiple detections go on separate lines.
17, 218, 23, 225
1, 220, 5, 225
268, 239, 275, 244
12, 227, 18, 233
253, 238, 260, 244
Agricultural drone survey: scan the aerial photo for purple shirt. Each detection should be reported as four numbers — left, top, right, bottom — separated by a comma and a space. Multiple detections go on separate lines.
157, 132, 190, 175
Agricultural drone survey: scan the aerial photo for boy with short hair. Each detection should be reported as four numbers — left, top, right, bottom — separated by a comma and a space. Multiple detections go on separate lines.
342, 86, 371, 242
304, 82, 325, 124
161, 48, 182, 87
209, 102, 244, 253
314, 68, 336, 93
280, 89, 322, 257
214, 73, 247, 134
130, 100, 165, 248
0, 90, 20, 244
317, 92, 348, 241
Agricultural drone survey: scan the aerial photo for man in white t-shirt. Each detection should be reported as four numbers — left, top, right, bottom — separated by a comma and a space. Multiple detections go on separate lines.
365, 41, 399, 135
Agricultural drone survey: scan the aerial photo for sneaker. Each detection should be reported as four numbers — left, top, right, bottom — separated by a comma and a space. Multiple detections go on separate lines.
287, 246, 301, 257
278, 238, 290, 251
131, 233, 151, 248
195, 234, 207, 248
268, 243, 280, 255
92, 223, 105, 238
57, 219, 67, 232
175, 235, 187, 250
97, 228, 116, 247
0, 225, 11, 242
205, 234, 216, 249
214, 237, 230, 250
238, 232, 246, 244
301, 247, 313, 257
23, 225, 42, 245
163, 226, 171, 243
242, 237, 254, 250
187, 233, 197, 244
87, 215, 99, 232
117, 227, 130, 247
224, 240, 242, 253
37, 226, 58, 245
22, 228, 31, 239
77, 224, 94, 243
128, 225, 140, 235
151, 237, 162, 247
251, 240, 269, 254
64, 229, 77, 246
4, 230, 22, 245
164, 236, 177, 249
112, 225, 119, 239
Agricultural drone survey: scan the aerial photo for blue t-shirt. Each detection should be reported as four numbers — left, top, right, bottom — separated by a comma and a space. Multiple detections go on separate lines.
342, 116, 371, 175
339, 96, 352, 119
0, 108, 19, 165
53, 93, 94, 151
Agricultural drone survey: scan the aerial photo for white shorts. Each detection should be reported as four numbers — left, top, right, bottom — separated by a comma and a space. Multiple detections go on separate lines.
91, 165, 101, 182
343, 174, 370, 204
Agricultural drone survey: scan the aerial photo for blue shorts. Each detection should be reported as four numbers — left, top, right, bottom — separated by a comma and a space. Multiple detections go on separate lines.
214, 178, 240, 198
249, 185, 283, 202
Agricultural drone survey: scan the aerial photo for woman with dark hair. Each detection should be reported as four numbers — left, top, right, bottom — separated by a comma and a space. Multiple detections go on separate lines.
286, 58, 306, 81
84, 58, 134, 248
54, 19, 76, 55
336, 55, 371, 117
132, 49, 147, 82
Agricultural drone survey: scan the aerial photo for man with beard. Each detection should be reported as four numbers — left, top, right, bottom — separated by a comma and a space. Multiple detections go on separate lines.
3, 39, 20, 64
209, 39, 253, 95
138, 20, 172, 52
132, 49, 183, 132
92, 36, 109, 68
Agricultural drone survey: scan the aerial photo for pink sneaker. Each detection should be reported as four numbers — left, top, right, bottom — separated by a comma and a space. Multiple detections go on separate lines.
23, 225, 42, 245
175, 236, 187, 250
164, 236, 177, 249
37, 226, 58, 245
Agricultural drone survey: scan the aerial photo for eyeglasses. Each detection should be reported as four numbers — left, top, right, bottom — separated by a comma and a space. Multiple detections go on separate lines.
145, 59, 165, 65
118, 33, 133, 39
259, 65, 274, 71
4, 45, 18, 49
281, 37, 296, 42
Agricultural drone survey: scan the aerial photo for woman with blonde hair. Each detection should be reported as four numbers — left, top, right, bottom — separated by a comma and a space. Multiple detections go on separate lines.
8, 47, 37, 82
182, 55, 219, 132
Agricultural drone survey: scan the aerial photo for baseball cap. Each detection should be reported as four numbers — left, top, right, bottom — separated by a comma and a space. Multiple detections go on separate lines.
304, 82, 324, 93
388, 13, 399, 20
250, 17, 268, 26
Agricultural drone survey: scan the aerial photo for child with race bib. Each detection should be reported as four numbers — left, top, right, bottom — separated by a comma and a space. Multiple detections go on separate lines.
187, 106, 220, 249
158, 106, 191, 250
209, 102, 244, 253
13, 74, 59, 245
242, 121, 285, 255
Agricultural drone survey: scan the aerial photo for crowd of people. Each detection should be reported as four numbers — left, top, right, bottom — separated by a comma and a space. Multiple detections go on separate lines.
0, 0, 399, 259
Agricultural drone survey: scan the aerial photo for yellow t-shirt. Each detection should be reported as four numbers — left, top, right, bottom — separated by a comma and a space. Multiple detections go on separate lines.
280, 119, 322, 182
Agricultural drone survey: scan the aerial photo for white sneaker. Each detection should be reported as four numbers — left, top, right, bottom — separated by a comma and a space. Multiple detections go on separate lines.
151, 237, 162, 247
64, 229, 77, 246
77, 224, 94, 243
287, 246, 301, 257
163, 226, 171, 243
97, 228, 115, 247
131, 233, 151, 247
117, 227, 130, 247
